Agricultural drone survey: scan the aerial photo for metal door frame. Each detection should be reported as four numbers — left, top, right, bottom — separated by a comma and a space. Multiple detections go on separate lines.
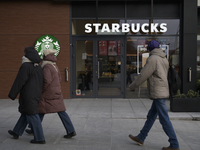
71, 36, 125, 98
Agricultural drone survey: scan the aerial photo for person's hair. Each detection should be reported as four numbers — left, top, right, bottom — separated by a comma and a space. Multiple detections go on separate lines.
24, 46, 36, 54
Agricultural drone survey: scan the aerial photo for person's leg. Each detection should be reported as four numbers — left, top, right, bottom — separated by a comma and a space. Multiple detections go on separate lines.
154, 99, 179, 149
57, 111, 75, 134
39, 113, 45, 122
26, 114, 45, 134
137, 100, 158, 142
12, 114, 28, 136
26, 114, 45, 142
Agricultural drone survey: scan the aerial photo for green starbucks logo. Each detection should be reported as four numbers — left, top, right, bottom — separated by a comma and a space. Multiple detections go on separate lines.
35, 35, 60, 58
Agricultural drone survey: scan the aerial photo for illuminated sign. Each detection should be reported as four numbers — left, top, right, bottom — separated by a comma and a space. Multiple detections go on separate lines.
85, 23, 167, 34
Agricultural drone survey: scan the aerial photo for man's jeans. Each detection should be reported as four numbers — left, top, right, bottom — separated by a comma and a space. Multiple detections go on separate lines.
137, 99, 179, 149
13, 114, 45, 141
39, 111, 75, 134
28, 111, 75, 135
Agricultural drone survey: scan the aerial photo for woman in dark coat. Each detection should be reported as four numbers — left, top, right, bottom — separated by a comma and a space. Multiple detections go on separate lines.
8, 47, 45, 144
26, 49, 76, 138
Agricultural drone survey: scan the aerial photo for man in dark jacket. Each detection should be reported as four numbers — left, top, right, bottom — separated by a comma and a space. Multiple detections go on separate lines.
8, 47, 46, 144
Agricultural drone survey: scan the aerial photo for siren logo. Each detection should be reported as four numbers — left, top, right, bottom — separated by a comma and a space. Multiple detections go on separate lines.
35, 35, 60, 58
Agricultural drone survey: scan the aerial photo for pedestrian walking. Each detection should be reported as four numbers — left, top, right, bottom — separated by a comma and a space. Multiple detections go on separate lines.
25, 49, 76, 139
129, 40, 180, 150
8, 46, 45, 144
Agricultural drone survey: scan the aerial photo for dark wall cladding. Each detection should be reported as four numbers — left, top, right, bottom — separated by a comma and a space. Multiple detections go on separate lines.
98, 1, 125, 18
72, 0, 181, 19
127, 1, 151, 18
153, 1, 180, 18
71, 1, 96, 18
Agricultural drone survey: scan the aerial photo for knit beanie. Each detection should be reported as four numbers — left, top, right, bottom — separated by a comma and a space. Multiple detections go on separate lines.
147, 40, 160, 51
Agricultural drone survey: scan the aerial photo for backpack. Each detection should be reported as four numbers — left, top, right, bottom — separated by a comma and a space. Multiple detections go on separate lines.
168, 65, 181, 98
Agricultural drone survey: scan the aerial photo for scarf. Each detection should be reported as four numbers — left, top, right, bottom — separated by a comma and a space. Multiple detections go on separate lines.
22, 56, 39, 66
41, 60, 57, 72
22, 56, 31, 64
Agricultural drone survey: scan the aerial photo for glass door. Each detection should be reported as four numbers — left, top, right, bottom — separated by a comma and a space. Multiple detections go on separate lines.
97, 40, 123, 97
71, 36, 125, 98
71, 40, 94, 97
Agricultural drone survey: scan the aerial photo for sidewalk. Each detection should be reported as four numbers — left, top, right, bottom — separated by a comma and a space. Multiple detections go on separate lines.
0, 98, 200, 150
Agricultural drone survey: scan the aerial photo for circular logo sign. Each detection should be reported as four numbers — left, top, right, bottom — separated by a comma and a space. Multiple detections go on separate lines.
35, 35, 60, 58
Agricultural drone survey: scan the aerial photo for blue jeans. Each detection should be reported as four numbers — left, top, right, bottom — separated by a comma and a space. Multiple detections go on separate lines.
31, 111, 75, 134
13, 114, 45, 141
137, 99, 179, 149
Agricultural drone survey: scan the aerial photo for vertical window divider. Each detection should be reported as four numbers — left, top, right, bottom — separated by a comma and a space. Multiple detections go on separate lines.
96, 0, 98, 23
151, 0, 154, 23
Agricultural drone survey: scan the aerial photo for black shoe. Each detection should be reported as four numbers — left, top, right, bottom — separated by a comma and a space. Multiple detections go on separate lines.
25, 129, 33, 134
64, 131, 76, 138
8, 130, 19, 139
30, 139, 46, 144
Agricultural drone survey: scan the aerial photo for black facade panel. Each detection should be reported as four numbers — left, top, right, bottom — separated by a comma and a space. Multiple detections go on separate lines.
153, 2, 180, 18
72, 1, 96, 18
127, 1, 151, 18
182, 34, 197, 91
183, 1, 197, 33
182, 0, 197, 93
98, 1, 125, 18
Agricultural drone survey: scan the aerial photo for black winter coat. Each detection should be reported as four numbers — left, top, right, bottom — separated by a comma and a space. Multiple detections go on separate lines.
8, 50, 43, 115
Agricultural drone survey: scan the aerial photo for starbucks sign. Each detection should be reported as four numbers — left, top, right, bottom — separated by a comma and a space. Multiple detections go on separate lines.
35, 35, 60, 58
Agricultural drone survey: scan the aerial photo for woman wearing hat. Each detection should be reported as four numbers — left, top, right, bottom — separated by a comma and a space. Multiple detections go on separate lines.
26, 49, 76, 139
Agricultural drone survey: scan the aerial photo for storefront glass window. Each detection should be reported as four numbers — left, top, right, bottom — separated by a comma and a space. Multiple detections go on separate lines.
127, 19, 179, 35
97, 40, 122, 96
72, 19, 125, 35
153, 19, 180, 35
197, 8, 200, 91
97, 19, 125, 35
126, 36, 179, 98
76, 41, 93, 96
127, 20, 151, 35
72, 19, 97, 35
197, 28, 200, 90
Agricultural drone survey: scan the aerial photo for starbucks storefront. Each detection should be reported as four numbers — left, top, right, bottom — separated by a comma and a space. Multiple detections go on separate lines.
70, 0, 182, 98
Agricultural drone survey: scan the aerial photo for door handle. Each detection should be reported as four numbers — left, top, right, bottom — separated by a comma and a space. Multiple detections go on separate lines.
66, 67, 68, 81
98, 61, 99, 79
189, 67, 192, 82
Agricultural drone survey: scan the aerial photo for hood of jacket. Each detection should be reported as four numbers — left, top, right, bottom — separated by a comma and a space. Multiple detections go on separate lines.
150, 48, 165, 58
43, 53, 57, 62
25, 50, 41, 63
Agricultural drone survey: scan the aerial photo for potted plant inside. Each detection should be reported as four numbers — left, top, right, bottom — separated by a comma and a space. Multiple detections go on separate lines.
170, 90, 200, 112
